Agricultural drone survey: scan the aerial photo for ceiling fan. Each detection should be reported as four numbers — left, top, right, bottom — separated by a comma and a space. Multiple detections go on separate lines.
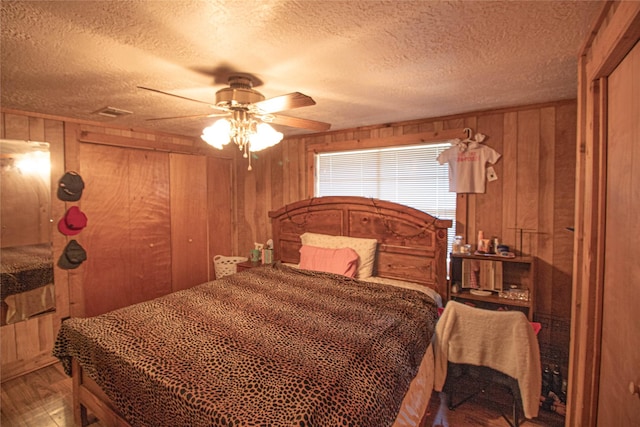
138, 75, 330, 170
138, 75, 331, 132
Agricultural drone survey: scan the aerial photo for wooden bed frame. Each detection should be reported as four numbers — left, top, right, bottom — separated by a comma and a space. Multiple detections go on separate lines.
269, 196, 452, 300
70, 196, 451, 427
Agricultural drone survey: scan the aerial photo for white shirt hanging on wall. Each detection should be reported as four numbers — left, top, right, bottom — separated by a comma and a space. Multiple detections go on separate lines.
437, 133, 501, 193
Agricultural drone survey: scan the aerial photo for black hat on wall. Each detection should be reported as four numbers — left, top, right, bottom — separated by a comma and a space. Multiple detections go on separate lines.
57, 171, 85, 201
58, 240, 87, 270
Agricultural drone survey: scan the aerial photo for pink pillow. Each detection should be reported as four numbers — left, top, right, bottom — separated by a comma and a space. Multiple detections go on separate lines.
299, 245, 359, 278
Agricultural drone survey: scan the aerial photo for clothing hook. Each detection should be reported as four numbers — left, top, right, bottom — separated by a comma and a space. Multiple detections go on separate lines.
464, 128, 473, 139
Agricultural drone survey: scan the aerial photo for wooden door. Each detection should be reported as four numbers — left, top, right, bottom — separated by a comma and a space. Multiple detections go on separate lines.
170, 153, 209, 291
598, 41, 640, 425
127, 149, 172, 305
80, 144, 171, 316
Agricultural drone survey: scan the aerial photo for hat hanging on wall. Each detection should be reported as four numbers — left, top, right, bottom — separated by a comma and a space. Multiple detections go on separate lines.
58, 240, 87, 270
58, 206, 87, 235
57, 171, 84, 201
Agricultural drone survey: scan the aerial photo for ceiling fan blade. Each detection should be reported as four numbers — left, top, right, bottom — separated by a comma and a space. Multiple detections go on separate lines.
254, 92, 316, 114
137, 86, 218, 107
145, 112, 230, 121
268, 114, 331, 131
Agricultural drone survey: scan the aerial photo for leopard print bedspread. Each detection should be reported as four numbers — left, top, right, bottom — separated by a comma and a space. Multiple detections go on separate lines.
1, 243, 53, 300
53, 263, 438, 427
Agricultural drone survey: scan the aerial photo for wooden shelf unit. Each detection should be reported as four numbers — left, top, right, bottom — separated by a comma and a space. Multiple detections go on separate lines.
447, 253, 536, 320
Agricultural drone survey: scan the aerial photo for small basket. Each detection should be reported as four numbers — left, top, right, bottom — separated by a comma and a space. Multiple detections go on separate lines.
213, 255, 248, 278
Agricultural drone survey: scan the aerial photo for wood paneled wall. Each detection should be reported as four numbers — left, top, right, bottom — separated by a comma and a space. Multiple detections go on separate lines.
0, 109, 236, 380
1, 100, 577, 378
236, 100, 577, 369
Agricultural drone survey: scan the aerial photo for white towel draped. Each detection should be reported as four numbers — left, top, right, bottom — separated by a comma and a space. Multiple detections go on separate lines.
433, 301, 542, 419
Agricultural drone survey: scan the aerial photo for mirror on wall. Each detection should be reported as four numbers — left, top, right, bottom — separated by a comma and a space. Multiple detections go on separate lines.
0, 139, 54, 325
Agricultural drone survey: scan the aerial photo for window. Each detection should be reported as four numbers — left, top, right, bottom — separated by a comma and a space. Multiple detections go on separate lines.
315, 142, 456, 252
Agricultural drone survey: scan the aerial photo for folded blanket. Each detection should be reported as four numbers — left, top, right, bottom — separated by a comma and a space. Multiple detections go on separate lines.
433, 301, 541, 419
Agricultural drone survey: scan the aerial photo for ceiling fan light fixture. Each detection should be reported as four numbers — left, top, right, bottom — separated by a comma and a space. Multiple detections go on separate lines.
201, 112, 283, 170
201, 118, 231, 149
250, 123, 283, 153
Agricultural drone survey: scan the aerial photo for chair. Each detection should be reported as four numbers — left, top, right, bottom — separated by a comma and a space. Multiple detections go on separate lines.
433, 301, 542, 426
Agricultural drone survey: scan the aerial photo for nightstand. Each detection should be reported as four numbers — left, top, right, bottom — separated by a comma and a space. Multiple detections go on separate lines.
236, 260, 272, 272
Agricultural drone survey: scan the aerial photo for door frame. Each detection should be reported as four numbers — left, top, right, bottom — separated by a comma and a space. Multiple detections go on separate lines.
569, 2, 640, 426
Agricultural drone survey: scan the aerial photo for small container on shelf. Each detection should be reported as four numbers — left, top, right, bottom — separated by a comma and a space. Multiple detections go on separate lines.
453, 235, 464, 254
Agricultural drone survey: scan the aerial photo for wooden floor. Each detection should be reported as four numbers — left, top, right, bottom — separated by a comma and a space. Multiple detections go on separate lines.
424, 381, 565, 427
1, 363, 565, 427
1, 363, 105, 427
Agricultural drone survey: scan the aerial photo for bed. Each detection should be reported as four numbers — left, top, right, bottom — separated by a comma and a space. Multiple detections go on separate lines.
53, 196, 451, 427
1, 243, 55, 324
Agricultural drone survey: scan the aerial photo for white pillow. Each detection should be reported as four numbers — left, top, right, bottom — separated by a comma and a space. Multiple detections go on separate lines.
300, 232, 377, 279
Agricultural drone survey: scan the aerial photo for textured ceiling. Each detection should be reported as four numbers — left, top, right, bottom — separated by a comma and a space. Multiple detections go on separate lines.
1, 0, 602, 138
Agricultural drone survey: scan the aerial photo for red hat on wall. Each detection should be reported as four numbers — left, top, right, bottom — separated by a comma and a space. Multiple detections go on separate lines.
58, 206, 87, 236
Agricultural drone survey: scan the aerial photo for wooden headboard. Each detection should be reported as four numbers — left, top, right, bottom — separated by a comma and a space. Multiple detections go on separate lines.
268, 196, 452, 298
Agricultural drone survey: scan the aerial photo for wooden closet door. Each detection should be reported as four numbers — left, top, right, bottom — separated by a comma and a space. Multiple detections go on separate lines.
79, 144, 171, 317
598, 41, 640, 425
170, 153, 209, 291
128, 149, 172, 305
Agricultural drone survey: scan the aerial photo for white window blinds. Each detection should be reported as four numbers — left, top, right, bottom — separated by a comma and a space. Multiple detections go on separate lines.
315, 142, 456, 250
